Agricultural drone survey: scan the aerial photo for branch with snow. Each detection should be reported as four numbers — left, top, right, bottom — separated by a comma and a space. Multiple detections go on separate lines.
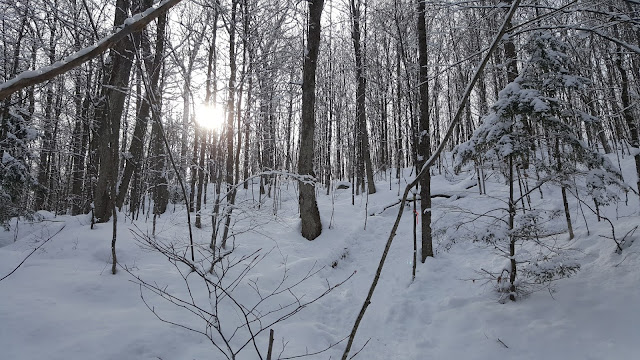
0, 0, 185, 100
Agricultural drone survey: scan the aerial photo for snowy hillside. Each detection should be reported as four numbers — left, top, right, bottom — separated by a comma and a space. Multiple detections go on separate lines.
1, 158, 639, 360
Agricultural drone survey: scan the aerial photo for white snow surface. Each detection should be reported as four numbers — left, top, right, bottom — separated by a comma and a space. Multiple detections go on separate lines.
1, 157, 639, 359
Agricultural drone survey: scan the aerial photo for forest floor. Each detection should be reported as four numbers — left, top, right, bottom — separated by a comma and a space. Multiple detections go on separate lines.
1, 155, 639, 360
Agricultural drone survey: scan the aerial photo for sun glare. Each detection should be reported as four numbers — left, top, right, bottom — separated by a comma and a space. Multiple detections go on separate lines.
196, 104, 225, 131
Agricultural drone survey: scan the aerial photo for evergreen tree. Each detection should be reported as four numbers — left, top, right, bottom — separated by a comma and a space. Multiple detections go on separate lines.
454, 30, 625, 300
0, 108, 38, 226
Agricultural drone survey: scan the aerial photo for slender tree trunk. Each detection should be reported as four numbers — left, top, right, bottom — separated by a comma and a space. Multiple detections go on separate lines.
196, 13, 217, 227
70, 75, 91, 215
350, 0, 376, 195
35, 5, 58, 210
150, 72, 169, 216
395, 48, 402, 179
508, 155, 516, 301
416, 0, 432, 260
615, 45, 640, 200
555, 139, 574, 239
221, 0, 239, 249
189, 126, 199, 212
504, 0, 519, 301
243, 35, 253, 189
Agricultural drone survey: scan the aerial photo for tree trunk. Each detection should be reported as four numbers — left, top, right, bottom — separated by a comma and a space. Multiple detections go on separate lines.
221, 0, 239, 249
149, 65, 169, 216
70, 78, 91, 216
616, 46, 640, 200
416, 0, 432, 260
196, 12, 217, 227
35, 6, 58, 210
350, 0, 376, 195
504, 0, 519, 301
243, 34, 253, 189
508, 155, 516, 301
116, 9, 166, 209
94, 0, 143, 222
298, 0, 324, 240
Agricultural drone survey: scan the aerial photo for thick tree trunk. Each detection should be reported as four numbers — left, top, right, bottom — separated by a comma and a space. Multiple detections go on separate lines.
298, 0, 324, 240
94, 0, 143, 222
149, 63, 169, 216
150, 112, 169, 216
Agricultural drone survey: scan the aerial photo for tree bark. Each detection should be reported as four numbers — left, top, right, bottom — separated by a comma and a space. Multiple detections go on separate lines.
416, 0, 432, 260
116, 8, 166, 209
150, 79, 169, 215
616, 46, 640, 200
0, 0, 185, 100
298, 0, 324, 240
35, 5, 58, 211
94, 0, 138, 223
350, 0, 376, 195
504, 0, 519, 301
221, 0, 239, 249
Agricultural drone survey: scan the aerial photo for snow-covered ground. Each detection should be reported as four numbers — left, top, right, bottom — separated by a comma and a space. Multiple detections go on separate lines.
1, 157, 639, 359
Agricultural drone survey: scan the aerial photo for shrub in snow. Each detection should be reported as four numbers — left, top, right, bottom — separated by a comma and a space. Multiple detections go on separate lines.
129, 224, 352, 359
466, 207, 581, 300
1, 108, 38, 227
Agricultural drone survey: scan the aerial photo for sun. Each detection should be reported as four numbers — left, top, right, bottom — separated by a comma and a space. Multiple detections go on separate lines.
195, 103, 225, 131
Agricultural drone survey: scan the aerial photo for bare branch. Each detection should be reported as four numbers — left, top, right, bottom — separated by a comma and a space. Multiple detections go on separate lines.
0, 224, 66, 283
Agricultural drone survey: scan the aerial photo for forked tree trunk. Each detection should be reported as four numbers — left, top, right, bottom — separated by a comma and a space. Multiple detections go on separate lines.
116, 9, 166, 210
94, 0, 147, 222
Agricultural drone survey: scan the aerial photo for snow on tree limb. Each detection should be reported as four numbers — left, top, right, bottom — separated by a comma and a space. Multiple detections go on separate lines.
0, 0, 184, 100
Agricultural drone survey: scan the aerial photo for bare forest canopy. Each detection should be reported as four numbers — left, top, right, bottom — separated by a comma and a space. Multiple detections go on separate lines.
0, 0, 639, 252
2, 2, 640, 357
